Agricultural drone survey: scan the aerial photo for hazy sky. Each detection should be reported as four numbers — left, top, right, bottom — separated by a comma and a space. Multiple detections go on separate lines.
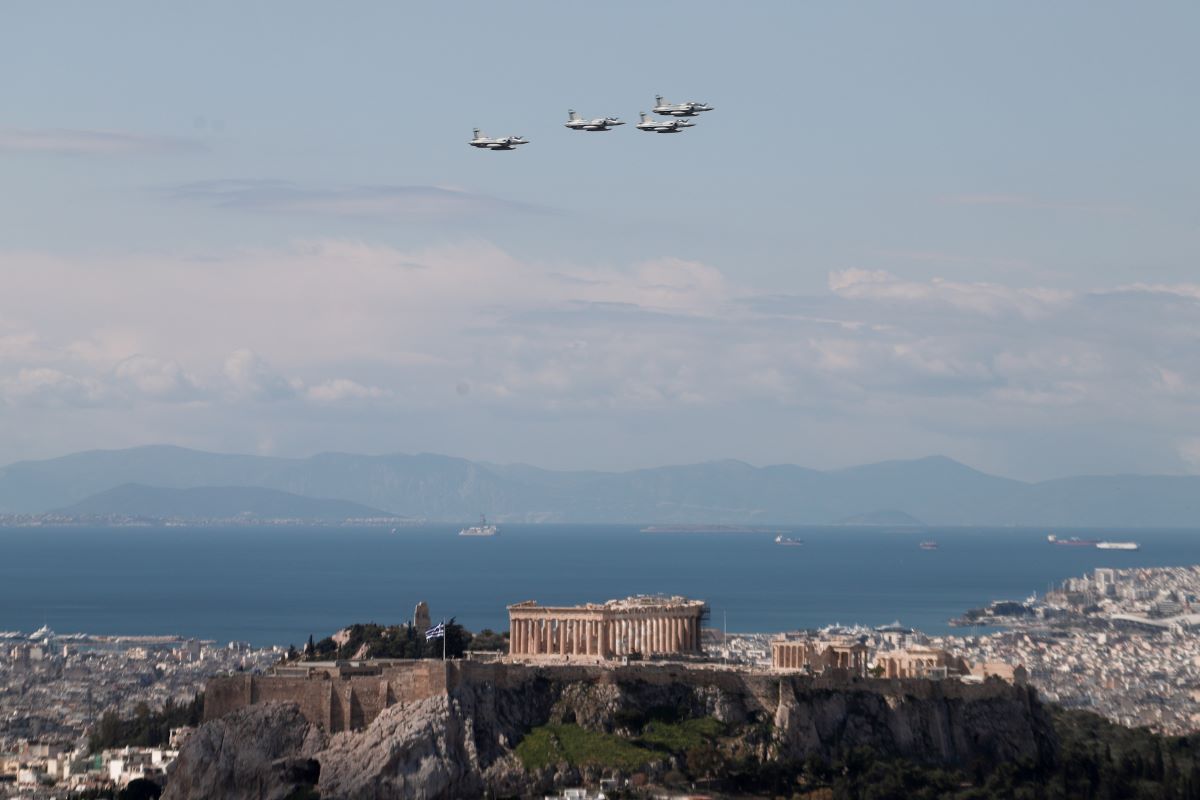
2, 1, 1199, 479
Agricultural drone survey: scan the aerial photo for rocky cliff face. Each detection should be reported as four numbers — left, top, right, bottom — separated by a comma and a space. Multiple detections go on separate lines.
165, 668, 1056, 800
162, 702, 326, 800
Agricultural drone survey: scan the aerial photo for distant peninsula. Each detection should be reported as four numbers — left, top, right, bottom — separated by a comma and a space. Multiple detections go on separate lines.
835, 509, 925, 526
49, 483, 399, 524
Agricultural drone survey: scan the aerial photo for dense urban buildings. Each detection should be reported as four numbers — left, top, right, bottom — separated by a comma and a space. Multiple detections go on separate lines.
0, 629, 279, 795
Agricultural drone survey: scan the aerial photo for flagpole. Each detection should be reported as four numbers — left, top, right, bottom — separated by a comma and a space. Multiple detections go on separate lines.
442, 619, 446, 661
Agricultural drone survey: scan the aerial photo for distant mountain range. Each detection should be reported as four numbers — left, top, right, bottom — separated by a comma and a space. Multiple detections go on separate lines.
1, 445, 1199, 526
56, 484, 395, 522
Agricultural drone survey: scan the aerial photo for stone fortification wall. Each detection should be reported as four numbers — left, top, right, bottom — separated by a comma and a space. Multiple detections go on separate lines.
205, 661, 448, 732
207, 658, 1024, 736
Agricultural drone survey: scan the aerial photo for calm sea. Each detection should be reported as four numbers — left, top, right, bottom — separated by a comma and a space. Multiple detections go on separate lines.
2, 525, 1199, 647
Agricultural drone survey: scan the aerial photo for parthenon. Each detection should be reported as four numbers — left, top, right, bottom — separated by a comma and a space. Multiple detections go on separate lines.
508, 595, 707, 660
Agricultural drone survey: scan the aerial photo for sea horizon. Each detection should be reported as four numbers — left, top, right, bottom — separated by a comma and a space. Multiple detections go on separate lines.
3, 524, 1198, 648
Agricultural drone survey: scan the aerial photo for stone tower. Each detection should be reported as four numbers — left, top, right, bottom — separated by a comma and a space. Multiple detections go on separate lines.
414, 601, 431, 633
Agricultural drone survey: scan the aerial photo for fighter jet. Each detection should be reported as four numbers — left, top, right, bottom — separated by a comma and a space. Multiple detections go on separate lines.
652, 95, 714, 117
468, 129, 529, 150
635, 113, 695, 133
564, 109, 625, 131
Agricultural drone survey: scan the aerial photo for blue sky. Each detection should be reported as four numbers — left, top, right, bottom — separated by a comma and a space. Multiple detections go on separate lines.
2, 2, 1199, 479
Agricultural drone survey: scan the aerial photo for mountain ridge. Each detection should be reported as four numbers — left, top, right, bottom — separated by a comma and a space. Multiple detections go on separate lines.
2, 445, 1199, 526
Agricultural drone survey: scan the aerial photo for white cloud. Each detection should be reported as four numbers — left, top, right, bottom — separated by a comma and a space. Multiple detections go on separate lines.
0, 367, 107, 408
222, 349, 299, 401
827, 268, 1071, 319
1, 241, 1199, 476
1106, 283, 1200, 302
306, 378, 389, 404
113, 355, 203, 402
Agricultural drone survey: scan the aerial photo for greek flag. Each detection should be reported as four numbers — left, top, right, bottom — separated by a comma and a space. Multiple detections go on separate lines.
425, 622, 445, 641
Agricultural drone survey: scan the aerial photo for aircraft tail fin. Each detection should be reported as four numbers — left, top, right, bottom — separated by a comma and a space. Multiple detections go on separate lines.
473, 128, 482, 139
639, 111, 648, 122
656, 95, 666, 106
568, 109, 580, 121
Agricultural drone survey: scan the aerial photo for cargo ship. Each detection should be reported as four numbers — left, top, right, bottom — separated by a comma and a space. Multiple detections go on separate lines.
919, 540, 939, 550
1096, 541, 1139, 551
1047, 534, 1099, 547
459, 515, 498, 537
774, 535, 803, 546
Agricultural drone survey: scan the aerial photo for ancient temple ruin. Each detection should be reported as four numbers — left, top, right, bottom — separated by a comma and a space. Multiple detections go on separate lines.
507, 595, 707, 660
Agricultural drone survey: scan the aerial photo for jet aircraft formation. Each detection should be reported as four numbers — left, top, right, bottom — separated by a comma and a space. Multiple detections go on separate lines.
469, 94, 713, 150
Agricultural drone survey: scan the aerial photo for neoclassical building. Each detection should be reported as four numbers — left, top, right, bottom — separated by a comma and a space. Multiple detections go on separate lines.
508, 595, 707, 660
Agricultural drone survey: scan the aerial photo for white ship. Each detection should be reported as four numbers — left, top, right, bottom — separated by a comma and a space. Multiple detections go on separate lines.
459, 515, 498, 537
1096, 541, 1139, 550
